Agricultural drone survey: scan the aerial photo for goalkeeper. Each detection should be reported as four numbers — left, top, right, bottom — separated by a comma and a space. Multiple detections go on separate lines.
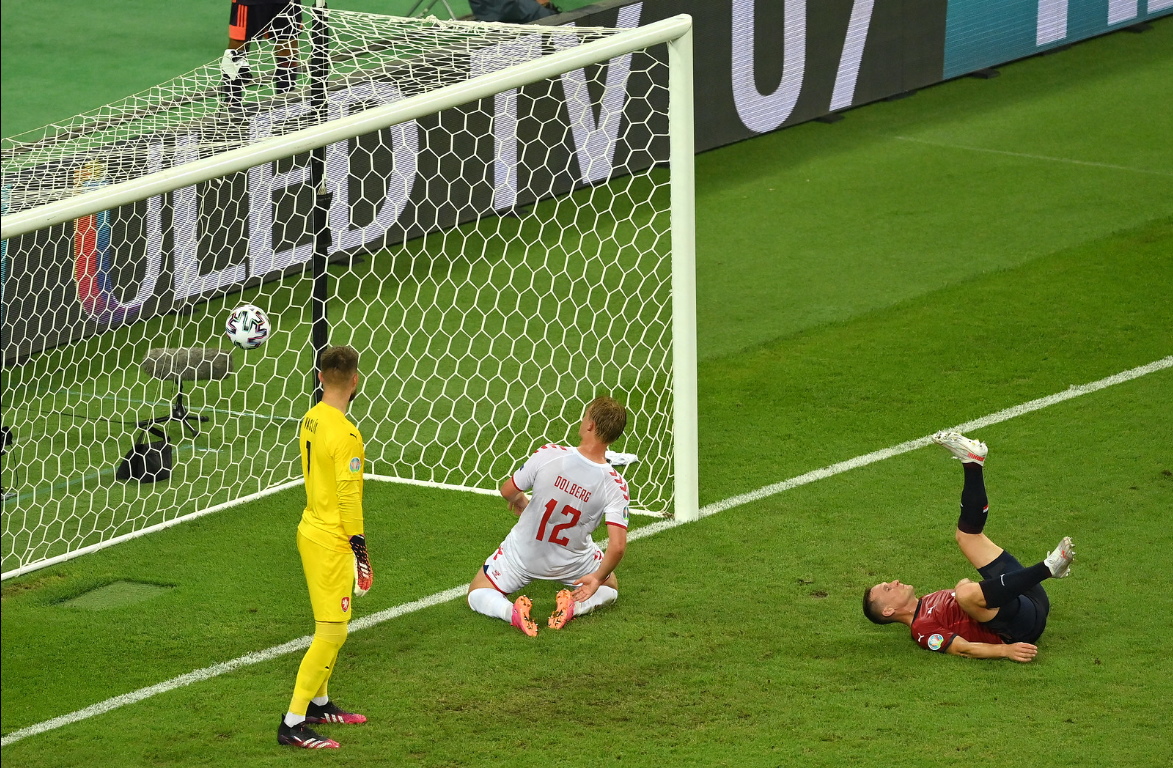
278, 345, 372, 750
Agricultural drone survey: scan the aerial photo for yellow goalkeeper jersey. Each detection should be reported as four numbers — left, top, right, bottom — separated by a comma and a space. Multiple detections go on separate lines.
298, 401, 364, 553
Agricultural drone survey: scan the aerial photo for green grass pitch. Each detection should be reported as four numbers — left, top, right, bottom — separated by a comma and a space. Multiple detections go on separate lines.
3, 7, 1173, 768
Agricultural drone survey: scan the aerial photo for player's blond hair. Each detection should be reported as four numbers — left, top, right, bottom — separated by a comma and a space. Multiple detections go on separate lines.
319, 345, 359, 387
585, 396, 626, 445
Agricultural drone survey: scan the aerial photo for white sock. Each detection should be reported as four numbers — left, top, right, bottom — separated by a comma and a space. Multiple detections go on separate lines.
575, 585, 618, 615
311, 696, 329, 706
284, 712, 305, 727
468, 588, 513, 622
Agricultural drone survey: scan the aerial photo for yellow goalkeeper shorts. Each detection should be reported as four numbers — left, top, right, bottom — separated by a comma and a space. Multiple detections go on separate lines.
297, 530, 353, 623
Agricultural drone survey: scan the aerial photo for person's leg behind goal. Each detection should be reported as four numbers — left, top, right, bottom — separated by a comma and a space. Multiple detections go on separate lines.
222, 1, 303, 108
267, 1, 303, 95
221, 0, 253, 108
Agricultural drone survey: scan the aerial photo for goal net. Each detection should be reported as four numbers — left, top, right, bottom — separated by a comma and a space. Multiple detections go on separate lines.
0, 6, 696, 579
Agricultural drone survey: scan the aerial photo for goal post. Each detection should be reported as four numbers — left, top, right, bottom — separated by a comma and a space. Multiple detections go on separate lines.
1, 10, 697, 580
668, 25, 698, 525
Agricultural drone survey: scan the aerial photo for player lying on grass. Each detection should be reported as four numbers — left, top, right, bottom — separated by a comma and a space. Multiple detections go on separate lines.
278, 346, 372, 750
863, 432, 1076, 662
467, 396, 631, 636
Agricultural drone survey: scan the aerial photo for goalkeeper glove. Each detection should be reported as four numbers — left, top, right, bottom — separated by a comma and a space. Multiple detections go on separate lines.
350, 534, 373, 597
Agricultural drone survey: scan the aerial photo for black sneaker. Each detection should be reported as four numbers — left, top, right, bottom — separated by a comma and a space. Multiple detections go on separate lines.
305, 700, 367, 724
277, 719, 340, 749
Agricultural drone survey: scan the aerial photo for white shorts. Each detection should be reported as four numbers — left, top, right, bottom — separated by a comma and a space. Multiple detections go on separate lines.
480, 540, 604, 595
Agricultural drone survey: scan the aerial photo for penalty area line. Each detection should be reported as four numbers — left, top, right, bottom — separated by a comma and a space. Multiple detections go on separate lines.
2, 355, 1169, 748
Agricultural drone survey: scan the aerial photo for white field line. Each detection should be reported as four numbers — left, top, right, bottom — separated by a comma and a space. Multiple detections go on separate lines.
55, 387, 303, 424
4, 469, 654, 580
3, 355, 1170, 747
891, 135, 1173, 177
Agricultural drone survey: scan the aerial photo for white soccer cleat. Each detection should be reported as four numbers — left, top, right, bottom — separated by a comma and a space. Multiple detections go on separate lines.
1044, 536, 1075, 578
932, 431, 988, 465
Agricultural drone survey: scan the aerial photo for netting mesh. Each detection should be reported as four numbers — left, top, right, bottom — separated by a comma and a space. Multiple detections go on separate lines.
2, 10, 623, 212
1, 7, 679, 577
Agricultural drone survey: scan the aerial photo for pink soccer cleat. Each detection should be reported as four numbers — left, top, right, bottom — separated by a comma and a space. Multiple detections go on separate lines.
548, 589, 577, 630
511, 595, 539, 637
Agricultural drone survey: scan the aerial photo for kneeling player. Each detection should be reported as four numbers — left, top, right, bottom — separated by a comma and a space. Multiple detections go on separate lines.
467, 397, 631, 636
862, 432, 1075, 662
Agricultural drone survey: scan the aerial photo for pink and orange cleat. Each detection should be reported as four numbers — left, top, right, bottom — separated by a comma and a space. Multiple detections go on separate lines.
511, 595, 539, 637
548, 589, 577, 630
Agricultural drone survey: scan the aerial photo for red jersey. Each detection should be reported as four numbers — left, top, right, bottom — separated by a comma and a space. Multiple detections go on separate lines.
910, 589, 1005, 652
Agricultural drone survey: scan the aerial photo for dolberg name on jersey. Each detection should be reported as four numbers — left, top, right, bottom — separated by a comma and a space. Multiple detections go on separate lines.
553, 474, 593, 503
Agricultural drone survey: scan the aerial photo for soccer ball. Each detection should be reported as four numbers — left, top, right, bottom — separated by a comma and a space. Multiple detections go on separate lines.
225, 304, 271, 350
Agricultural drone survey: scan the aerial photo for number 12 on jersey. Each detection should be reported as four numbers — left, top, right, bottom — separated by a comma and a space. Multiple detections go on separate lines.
536, 499, 581, 546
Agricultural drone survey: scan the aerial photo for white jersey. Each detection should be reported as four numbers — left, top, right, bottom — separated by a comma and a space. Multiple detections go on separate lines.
501, 444, 630, 578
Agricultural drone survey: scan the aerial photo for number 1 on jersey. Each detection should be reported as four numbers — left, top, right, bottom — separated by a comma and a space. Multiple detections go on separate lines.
536, 498, 582, 546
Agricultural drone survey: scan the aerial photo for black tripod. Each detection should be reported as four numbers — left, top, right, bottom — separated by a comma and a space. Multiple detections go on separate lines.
137, 379, 209, 438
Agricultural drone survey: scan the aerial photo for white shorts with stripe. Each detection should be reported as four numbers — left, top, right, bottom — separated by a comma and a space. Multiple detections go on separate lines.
481, 538, 604, 595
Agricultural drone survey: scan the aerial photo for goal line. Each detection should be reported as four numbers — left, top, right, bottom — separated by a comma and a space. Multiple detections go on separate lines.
3, 354, 1168, 748
0, 467, 665, 581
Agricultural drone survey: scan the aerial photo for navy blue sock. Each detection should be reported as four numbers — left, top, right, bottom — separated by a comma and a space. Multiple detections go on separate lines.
978, 562, 1050, 608
957, 462, 988, 534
